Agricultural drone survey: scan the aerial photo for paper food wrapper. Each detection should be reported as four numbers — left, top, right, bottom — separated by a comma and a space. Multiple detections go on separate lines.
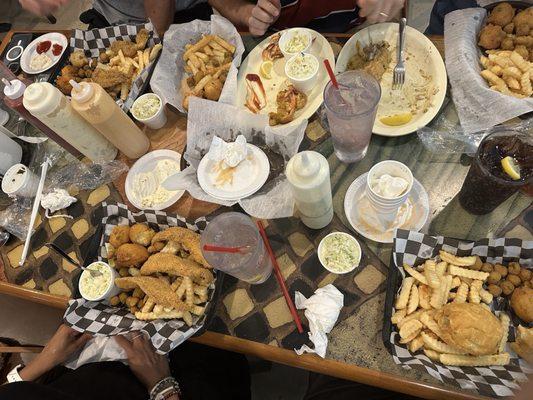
166, 97, 307, 219
150, 15, 245, 113
69, 22, 161, 112
444, 8, 533, 134
294, 284, 344, 358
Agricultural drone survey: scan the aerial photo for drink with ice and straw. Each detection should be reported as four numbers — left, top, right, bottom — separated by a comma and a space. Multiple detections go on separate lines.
200, 212, 273, 284
323, 70, 381, 163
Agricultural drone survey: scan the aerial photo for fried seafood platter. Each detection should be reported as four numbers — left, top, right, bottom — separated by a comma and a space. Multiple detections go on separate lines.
478, 3, 533, 98
236, 29, 335, 128
336, 23, 446, 137
55, 29, 162, 101
105, 224, 215, 326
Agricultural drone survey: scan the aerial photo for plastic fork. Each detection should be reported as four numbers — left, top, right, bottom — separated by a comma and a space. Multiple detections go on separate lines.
393, 18, 407, 90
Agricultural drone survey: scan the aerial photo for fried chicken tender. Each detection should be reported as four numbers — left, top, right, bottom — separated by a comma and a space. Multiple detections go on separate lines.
488, 3, 515, 27
151, 227, 210, 268
91, 67, 128, 89
69, 50, 89, 68
110, 40, 138, 58
109, 225, 131, 248
141, 253, 214, 286
135, 28, 149, 50
115, 276, 190, 311
129, 223, 156, 246
479, 24, 507, 49
116, 243, 149, 267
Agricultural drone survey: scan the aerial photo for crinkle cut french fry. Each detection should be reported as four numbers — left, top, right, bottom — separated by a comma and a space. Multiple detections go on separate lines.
403, 264, 428, 285
440, 353, 510, 367
395, 277, 414, 310
421, 332, 466, 355
391, 308, 407, 324
449, 265, 489, 281
407, 284, 419, 315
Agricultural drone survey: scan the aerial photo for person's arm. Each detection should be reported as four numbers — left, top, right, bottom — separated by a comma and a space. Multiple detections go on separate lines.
144, 0, 175, 37
356, 0, 405, 23
18, 0, 69, 16
115, 333, 179, 400
19, 325, 91, 381
209, 0, 281, 36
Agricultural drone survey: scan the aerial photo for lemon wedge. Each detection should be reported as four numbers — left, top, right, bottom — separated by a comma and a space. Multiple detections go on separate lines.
501, 156, 521, 180
380, 112, 413, 126
259, 60, 273, 79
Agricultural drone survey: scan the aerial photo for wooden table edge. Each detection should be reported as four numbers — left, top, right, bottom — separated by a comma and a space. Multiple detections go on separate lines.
0, 281, 487, 400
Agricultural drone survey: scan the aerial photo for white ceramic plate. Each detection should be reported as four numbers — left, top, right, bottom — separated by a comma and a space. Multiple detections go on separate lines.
336, 23, 447, 137
197, 144, 270, 201
344, 172, 429, 243
236, 28, 335, 130
20, 32, 68, 75
125, 149, 184, 211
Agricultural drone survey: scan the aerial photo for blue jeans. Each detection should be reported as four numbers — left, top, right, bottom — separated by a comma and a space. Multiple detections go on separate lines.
425, 0, 479, 35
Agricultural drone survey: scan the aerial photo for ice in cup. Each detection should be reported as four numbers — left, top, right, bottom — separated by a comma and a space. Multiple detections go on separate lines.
458, 131, 532, 215
323, 70, 381, 163
200, 212, 272, 284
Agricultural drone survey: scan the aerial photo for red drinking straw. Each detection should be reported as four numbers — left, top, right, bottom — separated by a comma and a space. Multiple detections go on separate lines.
202, 244, 248, 254
323, 59, 339, 90
257, 221, 304, 334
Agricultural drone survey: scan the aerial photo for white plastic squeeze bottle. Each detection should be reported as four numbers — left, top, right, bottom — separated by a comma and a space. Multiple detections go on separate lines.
69, 81, 150, 159
286, 151, 333, 229
22, 82, 117, 162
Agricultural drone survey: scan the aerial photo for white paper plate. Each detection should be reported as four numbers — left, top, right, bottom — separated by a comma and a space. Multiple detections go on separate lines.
343, 172, 429, 244
20, 32, 68, 75
236, 28, 335, 130
197, 144, 270, 201
336, 23, 447, 137
125, 149, 184, 211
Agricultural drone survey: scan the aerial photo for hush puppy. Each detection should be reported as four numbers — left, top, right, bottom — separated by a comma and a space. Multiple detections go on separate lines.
116, 243, 149, 267
479, 24, 507, 49
488, 3, 515, 27
109, 225, 130, 248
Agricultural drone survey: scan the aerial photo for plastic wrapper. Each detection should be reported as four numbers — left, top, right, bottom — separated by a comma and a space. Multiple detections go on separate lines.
418, 117, 533, 155
0, 197, 34, 240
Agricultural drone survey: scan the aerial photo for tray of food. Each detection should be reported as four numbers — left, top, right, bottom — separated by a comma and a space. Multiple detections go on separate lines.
150, 15, 245, 114
336, 23, 447, 137
52, 23, 162, 112
478, 2, 532, 99
382, 229, 532, 397
236, 28, 335, 128
64, 202, 223, 353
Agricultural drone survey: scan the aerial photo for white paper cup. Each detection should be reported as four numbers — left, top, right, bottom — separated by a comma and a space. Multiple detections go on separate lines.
131, 93, 167, 130
366, 160, 413, 210
285, 53, 319, 93
1, 164, 39, 198
78, 261, 120, 302
278, 28, 313, 59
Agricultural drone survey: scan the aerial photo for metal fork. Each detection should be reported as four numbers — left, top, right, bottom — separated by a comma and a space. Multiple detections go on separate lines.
393, 17, 407, 90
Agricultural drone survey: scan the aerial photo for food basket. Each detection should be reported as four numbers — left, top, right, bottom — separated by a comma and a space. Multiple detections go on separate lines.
64, 202, 224, 353
50, 22, 161, 113
382, 229, 532, 397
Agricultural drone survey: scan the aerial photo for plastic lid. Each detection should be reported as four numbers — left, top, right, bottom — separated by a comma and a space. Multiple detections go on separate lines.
23, 82, 63, 116
70, 80, 94, 103
2, 78, 26, 99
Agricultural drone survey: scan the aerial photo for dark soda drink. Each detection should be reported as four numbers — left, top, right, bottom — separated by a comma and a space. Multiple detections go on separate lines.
458, 131, 532, 215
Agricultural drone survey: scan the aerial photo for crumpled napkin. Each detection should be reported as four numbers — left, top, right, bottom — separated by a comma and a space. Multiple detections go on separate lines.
41, 188, 77, 218
65, 336, 127, 369
294, 284, 344, 358
207, 135, 248, 168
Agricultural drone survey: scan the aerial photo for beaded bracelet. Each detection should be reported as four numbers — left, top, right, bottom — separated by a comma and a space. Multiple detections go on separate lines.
150, 377, 181, 400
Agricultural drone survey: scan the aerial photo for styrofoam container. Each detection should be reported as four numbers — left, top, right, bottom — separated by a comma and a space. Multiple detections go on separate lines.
279, 28, 313, 59
131, 93, 167, 129
1, 164, 38, 197
78, 261, 120, 302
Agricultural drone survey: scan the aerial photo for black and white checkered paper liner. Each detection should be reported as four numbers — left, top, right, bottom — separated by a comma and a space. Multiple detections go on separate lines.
63, 202, 214, 354
390, 229, 533, 397
69, 23, 161, 112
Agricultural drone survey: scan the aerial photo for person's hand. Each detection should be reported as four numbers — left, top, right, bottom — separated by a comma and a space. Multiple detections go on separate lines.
247, 0, 281, 36
115, 332, 171, 391
357, 0, 405, 23
18, 0, 69, 16
20, 324, 91, 381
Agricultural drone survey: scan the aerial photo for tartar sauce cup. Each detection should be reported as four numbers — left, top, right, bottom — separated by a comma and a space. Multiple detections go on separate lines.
317, 232, 362, 275
279, 28, 313, 59
284, 53, 319, 93
78, 261, 120, 302
131, 93, 167, 130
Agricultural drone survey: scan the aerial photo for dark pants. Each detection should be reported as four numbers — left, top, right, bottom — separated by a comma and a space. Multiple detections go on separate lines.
425, 0, 479, 35
79, 3, 213, 30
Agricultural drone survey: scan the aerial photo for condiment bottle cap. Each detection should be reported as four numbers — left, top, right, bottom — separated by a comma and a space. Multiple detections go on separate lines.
70, 80, 94, 103
23, 82, 62, 116
293, 151, 319, 178
2, 78, 26, 100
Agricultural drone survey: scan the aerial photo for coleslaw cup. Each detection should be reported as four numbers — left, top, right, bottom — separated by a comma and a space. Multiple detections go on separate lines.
131, 93, 167, 129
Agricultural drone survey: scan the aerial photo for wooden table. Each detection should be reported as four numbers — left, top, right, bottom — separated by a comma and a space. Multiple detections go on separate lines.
0, 29, 529, 400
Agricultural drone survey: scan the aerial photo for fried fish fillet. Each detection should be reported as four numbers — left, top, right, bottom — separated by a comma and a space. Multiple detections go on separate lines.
115, 276, 190, 311
151, 227, 210, 268
141, 253, 214, 286
91, 67, 128, 89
